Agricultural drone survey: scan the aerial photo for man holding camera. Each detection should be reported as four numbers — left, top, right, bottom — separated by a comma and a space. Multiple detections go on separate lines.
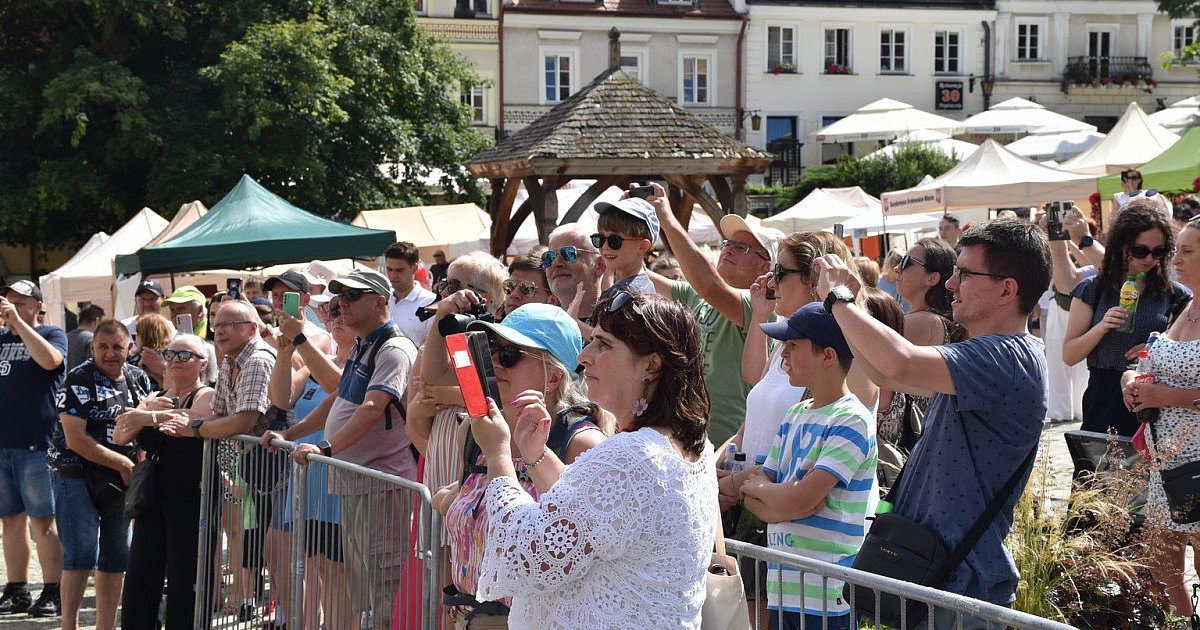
265, 268, 418, 629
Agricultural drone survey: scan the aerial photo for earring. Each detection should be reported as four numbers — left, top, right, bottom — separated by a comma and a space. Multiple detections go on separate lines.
632, 378, 651, 417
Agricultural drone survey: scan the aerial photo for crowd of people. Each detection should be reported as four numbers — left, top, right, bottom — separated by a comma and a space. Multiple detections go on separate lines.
1, 181, 1200, 629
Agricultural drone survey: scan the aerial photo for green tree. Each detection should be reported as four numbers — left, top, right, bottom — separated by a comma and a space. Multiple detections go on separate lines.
0, 0, 489, 250
1156, 0, 1199, 65
775, 142, 961, 210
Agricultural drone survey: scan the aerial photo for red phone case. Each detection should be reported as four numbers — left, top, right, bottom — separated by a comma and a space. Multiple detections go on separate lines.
446, 333, 489, 417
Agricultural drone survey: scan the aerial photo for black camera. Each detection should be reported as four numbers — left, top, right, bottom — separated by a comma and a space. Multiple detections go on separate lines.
1045, 201, 1071, 241
438, 300, 495, 337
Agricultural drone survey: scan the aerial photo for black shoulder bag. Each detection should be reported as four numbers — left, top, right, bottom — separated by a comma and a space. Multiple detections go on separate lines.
851, 444, 1037, 627
1148, 421, 1200, 524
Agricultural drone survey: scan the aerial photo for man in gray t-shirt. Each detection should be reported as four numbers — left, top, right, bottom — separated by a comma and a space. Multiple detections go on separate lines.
66, 304, 104, 372
815, 219, 1051, 624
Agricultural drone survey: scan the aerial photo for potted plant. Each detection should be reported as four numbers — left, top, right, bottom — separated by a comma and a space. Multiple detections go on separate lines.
825, 64, 852, 75
771, 62, 797, 75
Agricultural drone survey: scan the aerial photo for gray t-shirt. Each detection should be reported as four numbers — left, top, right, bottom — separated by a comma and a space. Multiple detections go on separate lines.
326, 323, 419, 494
66, 328, 93, 372
891, 333, 1047, 606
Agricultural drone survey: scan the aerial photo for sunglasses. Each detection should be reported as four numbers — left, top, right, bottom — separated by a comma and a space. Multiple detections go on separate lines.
503, 279, 540, 297
540, 246, 598, 269
771, 263, 805, 285
1129, 189, 1159, 198
1122, 172, 1143, 181
436, 278, 483, 296
896, 254, 926, 271
340, 289, 370, 303
490, 341, 531, 369
1129, 244, 1173, 260
162, 349, 200, 362
720, 239, 771, 261
606, 289, 636, 314
327, 307, 342, 320
591, 233, 647, 251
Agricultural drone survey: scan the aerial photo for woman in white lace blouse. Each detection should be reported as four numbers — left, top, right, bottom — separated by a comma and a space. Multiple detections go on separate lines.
469, 292, 719, 629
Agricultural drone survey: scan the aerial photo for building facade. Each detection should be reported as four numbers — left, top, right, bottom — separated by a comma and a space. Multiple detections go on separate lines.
417, 0, 502, 140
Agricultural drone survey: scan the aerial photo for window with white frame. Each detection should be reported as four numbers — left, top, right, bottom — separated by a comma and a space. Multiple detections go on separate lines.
680, 54, 712, 105
1015, 21, 1043, 60
472, 0, 489, 15
1174, 21, 1198, 61
934, 29, 962, 74
767, 26, 797, 71
413, 0, 425, 13
879, 28, 908, 74
620, 51, 646, 83
541, 48, 577, 104
824, 28, 852, 72
461, 85, 486, 125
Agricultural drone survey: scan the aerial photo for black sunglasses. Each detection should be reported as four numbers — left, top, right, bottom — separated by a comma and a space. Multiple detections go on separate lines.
490, 340, 530, 369
503, 279, 539, 296
340, 289, 369, 302
1129, 244, 1173, 260
162, 349, 200, 362
1129, 189, 1159, 198
540, 246, 597, 269
606, 290, 636, 313
771, 263, 805, 285
591, 233, 646, 251
437, 278, 483, 296
897, 254, 926, 271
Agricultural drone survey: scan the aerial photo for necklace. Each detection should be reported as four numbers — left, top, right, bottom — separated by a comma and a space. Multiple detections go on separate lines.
1187, 308, 1200, 323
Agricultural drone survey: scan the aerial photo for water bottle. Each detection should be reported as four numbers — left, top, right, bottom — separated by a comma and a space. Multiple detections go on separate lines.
754, 454, 766, 467
1117, 273, 1142, 333
724, 444, 738, 471
732, 452, 747, 474
1134, 349, 1160, 424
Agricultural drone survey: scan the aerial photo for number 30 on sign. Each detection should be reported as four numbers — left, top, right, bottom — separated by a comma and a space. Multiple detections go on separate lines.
936, 81, 964, 110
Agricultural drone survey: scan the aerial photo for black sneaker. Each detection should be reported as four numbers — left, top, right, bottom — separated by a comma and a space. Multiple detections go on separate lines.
28, 584, 59, 618
0, 583, 31, 615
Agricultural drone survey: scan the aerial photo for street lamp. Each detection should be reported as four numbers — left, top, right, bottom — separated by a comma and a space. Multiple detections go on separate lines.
980, 77, 995, 110
741, 109, 762, 132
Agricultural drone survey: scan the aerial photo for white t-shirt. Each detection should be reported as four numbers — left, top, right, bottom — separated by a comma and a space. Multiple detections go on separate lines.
741, 345, 806, 464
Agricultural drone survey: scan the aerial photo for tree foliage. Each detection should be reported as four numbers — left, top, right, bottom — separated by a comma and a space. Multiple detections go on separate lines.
1156, 1, 1199, 65
0, 0, 490, 249
776, 142, 962, 210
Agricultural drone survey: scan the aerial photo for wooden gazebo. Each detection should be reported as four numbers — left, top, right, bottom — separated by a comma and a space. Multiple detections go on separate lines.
465, 32, 772, 256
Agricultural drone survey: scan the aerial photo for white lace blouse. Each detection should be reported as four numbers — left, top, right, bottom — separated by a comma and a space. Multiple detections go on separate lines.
476, 428, 719, 629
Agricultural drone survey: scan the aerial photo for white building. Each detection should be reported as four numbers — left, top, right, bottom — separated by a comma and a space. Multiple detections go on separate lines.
417, 0, 502, 140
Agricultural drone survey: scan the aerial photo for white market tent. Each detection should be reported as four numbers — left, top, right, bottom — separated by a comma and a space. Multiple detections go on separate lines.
41, 207, 168, 327
881, 139, 1098, 215
1006, 129, 1106, 162
961, 97, 1096, 135
763, 187, 880, 233
866, 130, 979, 160
813, 98, 966, 143
1060, 102, 1180, 175
352, 203, 491, 262
1148, 96, 1200, 134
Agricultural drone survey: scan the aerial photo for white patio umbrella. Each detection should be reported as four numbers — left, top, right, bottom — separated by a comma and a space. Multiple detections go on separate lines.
1006, 129, 1106, 162
1148, 96, 1200, 134
867, 129, 979, 160
762, 187, 880, 233
1060, 101, 1179, 175
813, 98, 965, 143
962, 97, 1096, 135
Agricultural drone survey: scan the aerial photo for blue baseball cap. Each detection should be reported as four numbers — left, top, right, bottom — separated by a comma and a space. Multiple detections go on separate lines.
596, 198, 660, 244
759, 302, 853, 359
468, 303, 583, 372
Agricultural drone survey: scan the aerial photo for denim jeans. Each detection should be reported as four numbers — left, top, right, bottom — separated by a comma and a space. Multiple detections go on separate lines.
0, 448, 55, 518
53, 473, 130, 572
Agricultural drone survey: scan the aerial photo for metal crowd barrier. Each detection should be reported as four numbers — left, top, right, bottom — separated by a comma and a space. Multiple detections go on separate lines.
193, 435, 442, 630
725, 539, 1079, 630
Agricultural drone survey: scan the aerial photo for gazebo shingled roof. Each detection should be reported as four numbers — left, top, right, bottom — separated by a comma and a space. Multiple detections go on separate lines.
465, 44, 772, 256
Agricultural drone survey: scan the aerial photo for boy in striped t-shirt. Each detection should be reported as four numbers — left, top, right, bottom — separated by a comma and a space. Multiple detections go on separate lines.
737, 302, 877, 630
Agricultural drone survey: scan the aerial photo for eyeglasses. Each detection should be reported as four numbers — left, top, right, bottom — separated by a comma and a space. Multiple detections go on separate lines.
1130, 189, 1160, 198
327, 307, 342, 320
340, 289, 370, 303
490, 341, 531, 369
951, 266, 1009, 283
720, 239, 770, 261
540, 246, 597, 269
162, 349, 200, 362
210, 320, 253, 331
1122, 172, 1143, 182
896, 254, 926, 271
771, 263, 806, 285
503, 279, 540, 297
436, 278, 483, 296
591, 233, 647, 251
1128, 244, 1174, 260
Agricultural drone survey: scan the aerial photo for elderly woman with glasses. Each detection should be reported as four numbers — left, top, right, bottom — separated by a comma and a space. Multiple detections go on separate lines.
431, 303, 608, 628
1065, 199, 1189, 437
469, 293, 715, 629
113, 334, 214, 630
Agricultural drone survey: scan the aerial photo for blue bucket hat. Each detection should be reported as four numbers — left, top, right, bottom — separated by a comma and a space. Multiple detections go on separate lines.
468, 303, 583, 372
759, 302, 853, 359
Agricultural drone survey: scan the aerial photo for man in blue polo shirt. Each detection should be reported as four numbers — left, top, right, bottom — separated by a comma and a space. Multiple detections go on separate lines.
0, 280, 65, 617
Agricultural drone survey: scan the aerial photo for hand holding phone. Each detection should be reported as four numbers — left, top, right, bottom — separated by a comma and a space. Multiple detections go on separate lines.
175, 314, 193, 334
445, 332, 502, 418
282, 292, 301, 318
227, 278, 243, 301
629, 184, 656, 199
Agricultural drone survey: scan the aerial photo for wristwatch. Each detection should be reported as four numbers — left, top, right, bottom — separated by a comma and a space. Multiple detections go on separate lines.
317, 440, 333, 457
1078, 234, 1095, 249
293, 333, 308, 347
190, 419, 204, 438
823, 286, 855, 315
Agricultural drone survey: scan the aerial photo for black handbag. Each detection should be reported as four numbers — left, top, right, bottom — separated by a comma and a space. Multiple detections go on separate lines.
1149, 422, 1200, 524
123, 455, 158, 519
83, 464, 127, 514
852, 445, 1036, 627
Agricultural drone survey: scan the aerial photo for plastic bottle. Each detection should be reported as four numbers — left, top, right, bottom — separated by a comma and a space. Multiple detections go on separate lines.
1117, 272, 1142, 333
754, 454, 766, 467
724, 444, 738, 471
732, 452, 747, 474
1134, 349, 1160, 424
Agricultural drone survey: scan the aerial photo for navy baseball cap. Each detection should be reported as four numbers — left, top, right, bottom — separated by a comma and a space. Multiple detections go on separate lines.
760, 302, 852, 359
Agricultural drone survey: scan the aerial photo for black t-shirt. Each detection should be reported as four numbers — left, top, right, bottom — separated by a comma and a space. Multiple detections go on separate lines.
0, 325, 68, 449
136, 388, 207, 496
48, 360, 152, 478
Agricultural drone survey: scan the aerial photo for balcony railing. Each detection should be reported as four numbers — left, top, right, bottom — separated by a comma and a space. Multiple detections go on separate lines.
1063, 56, 1154, 84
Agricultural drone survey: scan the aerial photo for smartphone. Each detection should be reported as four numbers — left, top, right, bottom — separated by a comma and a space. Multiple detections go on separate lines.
226, 278, 243, 301
1045, 202, 1070, 241
175, 314, 193, 333
765, 287, 777, 301
282, 291, 301, 318
445, 331, 502, 418
833, 223, 845, 238
629, 185, 656, 199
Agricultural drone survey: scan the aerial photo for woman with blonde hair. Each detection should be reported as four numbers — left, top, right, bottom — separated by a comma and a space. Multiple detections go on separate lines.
128, 314, 175, 389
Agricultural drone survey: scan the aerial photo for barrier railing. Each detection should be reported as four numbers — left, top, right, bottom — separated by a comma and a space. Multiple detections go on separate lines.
725, 539, 1079, 630
194, 435, 442, 629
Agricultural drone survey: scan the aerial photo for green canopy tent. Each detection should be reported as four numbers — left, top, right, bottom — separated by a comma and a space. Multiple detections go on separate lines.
115, 175, 396, 275
1097, 127, 1200, 199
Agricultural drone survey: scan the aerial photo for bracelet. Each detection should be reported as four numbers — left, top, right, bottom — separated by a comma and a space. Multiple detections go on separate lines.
151, 412, 159, 426
524, 447, 549, 470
